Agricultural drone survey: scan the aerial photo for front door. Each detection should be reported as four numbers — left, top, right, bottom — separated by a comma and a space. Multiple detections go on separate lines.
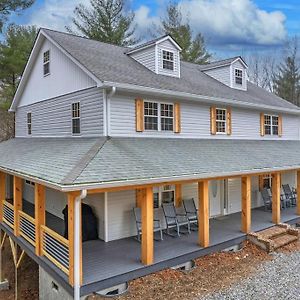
209, 180, 225, 217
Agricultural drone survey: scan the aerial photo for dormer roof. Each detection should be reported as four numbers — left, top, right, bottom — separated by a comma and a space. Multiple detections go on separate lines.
201, 56, 248, 71
126, 35, 182, 55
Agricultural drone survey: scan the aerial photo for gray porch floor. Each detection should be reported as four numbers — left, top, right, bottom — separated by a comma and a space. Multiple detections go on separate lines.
81, 207, 299, 290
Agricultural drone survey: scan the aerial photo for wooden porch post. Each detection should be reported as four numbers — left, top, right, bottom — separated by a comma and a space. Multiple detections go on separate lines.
198, 180, 209, 247
35, 184, 45, 256
0, 172, 6, 222
241, 176, 251, 233
141, 187, 153, 265
13, 177, 22, 236
272, 173, 281, 224
175, 184, 182, 207
297, 170, 300, 215
67, 192, 83, 287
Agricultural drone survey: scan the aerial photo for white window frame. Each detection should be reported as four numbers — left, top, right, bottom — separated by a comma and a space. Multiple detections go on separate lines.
144, 101, 174, 132
262, 174, 272, 189
27, 112, 32, 135
72, 102, 81, 135
215, 108, 227, 134
153, 185, 175, 209
162, 49, 175, 71
25, 180, 35, 187
235, 68, 243, 85
43, 50, 50, 76
264, 114, 278, 136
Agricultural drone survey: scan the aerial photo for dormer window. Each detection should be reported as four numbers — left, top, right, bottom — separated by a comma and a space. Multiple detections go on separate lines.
235, 69, 243, 85
27, 112, 32, 135
162, 50, 174, 71
43, 50, 50, 76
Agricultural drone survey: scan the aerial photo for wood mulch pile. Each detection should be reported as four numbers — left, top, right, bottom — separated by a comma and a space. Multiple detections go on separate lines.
88, 241, 273, 300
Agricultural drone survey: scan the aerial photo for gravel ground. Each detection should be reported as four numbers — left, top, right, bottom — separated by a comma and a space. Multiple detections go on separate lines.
199, 251, 300, 300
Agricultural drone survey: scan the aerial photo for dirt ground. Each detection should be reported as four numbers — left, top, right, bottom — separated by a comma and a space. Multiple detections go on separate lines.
0, 237, 299, 300
0, 238, 39, 300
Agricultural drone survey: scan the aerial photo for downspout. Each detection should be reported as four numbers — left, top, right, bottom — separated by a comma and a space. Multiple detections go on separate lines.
74, 189, 87, 300
105, 86, 116, 136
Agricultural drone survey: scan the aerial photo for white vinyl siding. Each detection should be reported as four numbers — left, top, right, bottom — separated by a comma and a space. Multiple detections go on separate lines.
130, 46, 156, 73
15, 88, 103, 137
109, 92, 299, 140
204, 66, 231, 87
18, 39, 96, 107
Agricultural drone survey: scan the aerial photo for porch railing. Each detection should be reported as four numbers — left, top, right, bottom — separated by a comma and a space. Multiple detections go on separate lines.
19, 210, 36, 246
40, 225, 70, 275
3, 201, 14, 228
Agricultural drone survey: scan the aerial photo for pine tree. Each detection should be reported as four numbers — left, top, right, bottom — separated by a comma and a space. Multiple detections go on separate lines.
0, 0, 34, 32
67, 0, 138, 46
273, 39, 300, 106
160, 3, 211, 64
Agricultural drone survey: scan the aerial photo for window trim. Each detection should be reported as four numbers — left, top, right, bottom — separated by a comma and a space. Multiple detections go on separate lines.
25, 180, 35, 187
27, 112, 32, 135
215, 108, 227, 135
162, 49, 175, 71
264, 114, 279, 136
234, 68, 243, 85
43, 50, 50, 77
71, 102, 81, 135
144, 100, 174, 132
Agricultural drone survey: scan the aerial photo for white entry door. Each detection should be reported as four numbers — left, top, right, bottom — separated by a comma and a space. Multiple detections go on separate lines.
209, 180, 225, 217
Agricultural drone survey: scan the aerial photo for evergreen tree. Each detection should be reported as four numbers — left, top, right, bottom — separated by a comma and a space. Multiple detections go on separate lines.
67, 0, 138, 46
0, 24, 37, 106
273, 39, 300, 106
160, 2, 211, 64
0, 0, 34, 32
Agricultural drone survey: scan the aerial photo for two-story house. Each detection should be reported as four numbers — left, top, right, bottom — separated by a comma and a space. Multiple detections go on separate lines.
0, 28, 300, 299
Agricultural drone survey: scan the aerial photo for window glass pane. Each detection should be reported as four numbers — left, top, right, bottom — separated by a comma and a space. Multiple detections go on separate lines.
235, 69, 243, 85
153, 192, 159, 209
72, 119, 80, 134
264, 115, 271, 135
27, 113, 32, 135
72, 102, 81, 134
144, 102, 158, 130
272, 116, 278, 135
216, 109, 226, 133
161, 191, 174, 204
162, 50, 174, 71
161, 103, 173, 131
43, 51, 50, 75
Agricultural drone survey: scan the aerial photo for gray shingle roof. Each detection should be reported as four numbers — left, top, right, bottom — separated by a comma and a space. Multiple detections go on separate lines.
126, 35, 169, 53
1, 137, 300, 191
199, 56, 245, 70
43, 29, 299, 111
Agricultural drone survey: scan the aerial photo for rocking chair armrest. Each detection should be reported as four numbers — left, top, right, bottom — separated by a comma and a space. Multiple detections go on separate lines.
176, 213, 187, 217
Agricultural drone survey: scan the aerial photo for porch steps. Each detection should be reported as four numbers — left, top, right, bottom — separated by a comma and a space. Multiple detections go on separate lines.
248, 223, 299, 253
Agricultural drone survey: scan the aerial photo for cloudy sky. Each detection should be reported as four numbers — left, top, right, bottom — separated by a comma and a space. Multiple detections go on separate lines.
7, 0, 300, 58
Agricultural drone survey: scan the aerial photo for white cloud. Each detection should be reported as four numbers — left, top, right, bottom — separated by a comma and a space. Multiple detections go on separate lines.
178, 0, 287, 46
26, 0, 90, 31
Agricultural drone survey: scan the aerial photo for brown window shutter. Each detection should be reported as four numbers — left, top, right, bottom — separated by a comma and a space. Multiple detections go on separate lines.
135, 98, 144, 132
260, 113, 265, 136
210, 106, 216, 135
227, 108, 232, 135
278, 115, 282, 137
174, 103, 181, 133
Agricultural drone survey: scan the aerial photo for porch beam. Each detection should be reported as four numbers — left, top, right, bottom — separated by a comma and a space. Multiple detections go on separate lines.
141, 187, 154, 265
297, 170, 300, 215
241, 176, 251, 233
13, 177, 22, 236
0, 172, 6, 222
272, 173, 281, 224
175, 184, 182, 207
35, 184, 45, 256
198, 180, 209, 247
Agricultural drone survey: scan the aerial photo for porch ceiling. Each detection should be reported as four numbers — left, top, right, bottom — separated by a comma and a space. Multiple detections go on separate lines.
0, 137, 300, 191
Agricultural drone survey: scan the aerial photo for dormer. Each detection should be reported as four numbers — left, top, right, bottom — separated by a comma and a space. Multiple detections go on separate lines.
202, 57, 248, 91
127, 35, 182, 78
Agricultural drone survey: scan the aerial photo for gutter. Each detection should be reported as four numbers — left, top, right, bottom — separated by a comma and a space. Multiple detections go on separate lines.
101, 81, 300, 115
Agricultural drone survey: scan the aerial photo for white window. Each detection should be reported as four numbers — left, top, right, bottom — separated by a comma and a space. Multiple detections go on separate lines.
144, 101, 174, 131
27, 112, 32, 135
153, 185, 175, 209
162, 50, 174, 71
25, 180, 35, 187
72, 102, 81, 135
235, 69, 243, 85
216, 108, 227, 133
262, 174, 272, 189
264, 115, 278, 135
43, 50, 50, 76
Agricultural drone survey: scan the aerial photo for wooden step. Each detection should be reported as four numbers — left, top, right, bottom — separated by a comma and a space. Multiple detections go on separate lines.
272, 234, 298, 250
